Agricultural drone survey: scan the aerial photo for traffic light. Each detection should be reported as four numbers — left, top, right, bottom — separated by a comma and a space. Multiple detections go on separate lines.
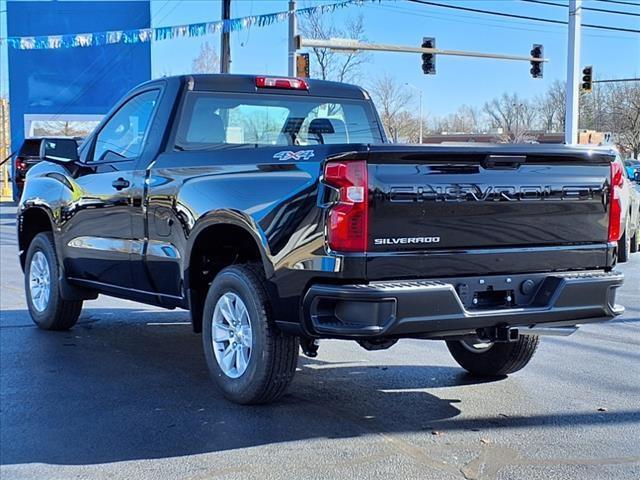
582, 66, 593, 93
421, 37, 436, 75
296, 53, 310, 78
530, 44, 543, 79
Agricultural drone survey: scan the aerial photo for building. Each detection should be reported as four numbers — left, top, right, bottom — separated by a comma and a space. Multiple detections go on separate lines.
6, 0, 152, 198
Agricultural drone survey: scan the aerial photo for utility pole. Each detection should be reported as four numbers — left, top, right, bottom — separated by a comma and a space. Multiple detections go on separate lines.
564, 0, 582, 145
220, 0, 231, 74
288, 1, 297, 77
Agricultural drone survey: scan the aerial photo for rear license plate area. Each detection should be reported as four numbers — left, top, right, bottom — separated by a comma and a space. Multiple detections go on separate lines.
456, 282, 515, 310
471, 288, 514, 309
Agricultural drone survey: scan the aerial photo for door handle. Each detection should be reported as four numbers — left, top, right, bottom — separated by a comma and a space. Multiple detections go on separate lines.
112, 178, 130, 190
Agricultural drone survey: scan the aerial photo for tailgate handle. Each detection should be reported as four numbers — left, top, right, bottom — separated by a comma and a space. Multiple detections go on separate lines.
482, 155, 526, 169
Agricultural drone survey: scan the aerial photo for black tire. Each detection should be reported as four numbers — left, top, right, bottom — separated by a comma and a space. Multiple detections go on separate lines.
446, 335, 539, 377
201, 264, 299, 405
24, 232, 83, 330
618, 226, 630, 263
630, 228, 639, 254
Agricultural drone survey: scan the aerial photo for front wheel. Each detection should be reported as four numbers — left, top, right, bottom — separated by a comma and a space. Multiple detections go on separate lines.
446, 335, 539, 377
201, 264, 299, 405
25, 232, 83, 330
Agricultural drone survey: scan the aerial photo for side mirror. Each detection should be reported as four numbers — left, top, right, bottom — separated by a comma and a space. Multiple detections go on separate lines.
39, 138, 79, 163
634, 171, 640, 182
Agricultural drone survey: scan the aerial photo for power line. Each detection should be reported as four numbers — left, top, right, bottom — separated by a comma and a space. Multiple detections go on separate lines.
594, 0, 640, 8
407, 0, 640, 34
521, 0, 640, 17
593, 78, 640, 83
377, 2, 635, 41
583, 5, 640, 16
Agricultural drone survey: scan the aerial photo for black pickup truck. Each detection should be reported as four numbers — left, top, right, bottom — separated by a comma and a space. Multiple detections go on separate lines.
18, 74, 625, 404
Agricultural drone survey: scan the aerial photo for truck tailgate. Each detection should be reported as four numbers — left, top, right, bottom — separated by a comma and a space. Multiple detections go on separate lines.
364, 146, 614, 278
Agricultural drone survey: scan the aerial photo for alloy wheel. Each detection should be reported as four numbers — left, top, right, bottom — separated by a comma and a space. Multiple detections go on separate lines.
29, 251, 51, 312
211, 292, 253, 378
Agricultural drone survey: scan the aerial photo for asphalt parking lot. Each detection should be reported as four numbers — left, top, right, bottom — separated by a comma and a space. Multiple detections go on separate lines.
1, 203, 639, 480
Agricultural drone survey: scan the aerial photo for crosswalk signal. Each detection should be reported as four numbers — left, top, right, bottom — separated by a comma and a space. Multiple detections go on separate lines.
582, 66, 593, 93
530, 44, 543, 79
421, 37, 436, 75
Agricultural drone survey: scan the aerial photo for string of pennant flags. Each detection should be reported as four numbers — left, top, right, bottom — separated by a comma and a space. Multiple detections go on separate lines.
1, 0, 376, 50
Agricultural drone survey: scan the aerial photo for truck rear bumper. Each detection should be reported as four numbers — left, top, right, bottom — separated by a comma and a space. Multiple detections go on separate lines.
302, 271, 624, 339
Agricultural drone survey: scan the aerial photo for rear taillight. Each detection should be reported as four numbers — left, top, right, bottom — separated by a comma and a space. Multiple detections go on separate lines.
255, 76, 308, 90
608, 161, 624, 242
15, 157, 26, 171
324, 160, 368, 252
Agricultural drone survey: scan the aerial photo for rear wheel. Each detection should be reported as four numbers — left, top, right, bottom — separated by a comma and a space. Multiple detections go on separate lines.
25, 232, 83, 330
630, 227, 639, 254
201, 264, 299, 404
446, 335, 539, 376
618, 224, 630, 263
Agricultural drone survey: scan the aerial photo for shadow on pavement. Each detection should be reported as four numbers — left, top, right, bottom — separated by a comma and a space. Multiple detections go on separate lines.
1, 307, 639, 467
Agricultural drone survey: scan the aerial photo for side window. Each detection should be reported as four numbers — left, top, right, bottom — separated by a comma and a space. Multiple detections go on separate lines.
93, 90, 159, 162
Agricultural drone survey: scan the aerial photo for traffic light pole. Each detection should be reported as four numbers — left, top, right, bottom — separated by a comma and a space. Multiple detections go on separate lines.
288, 1, 297, 77
564, 0, 582, 145
296, 37, 548, 64
593, 78, 640, 84
220, 0, 231, 73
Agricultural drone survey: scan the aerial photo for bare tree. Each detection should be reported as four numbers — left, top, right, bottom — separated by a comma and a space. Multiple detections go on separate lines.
191, 41, 220, 74
579, 84, 611, 133
605, 82, 640, 158
484, 93, 536, 142
536, 80, 566, 132
456, 105, 484, 133
33, 121, 95, 137
298, 13, 369, 82
395, 111, 427, 143
368, 74, 415, 142
430, 104, 485, 133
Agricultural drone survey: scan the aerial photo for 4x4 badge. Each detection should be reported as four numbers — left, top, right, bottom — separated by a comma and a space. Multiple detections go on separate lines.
273, 150, 315, 161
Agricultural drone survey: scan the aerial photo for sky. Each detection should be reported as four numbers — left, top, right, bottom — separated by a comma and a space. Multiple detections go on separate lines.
149, 0, 640, 117
1, 0, 639, 118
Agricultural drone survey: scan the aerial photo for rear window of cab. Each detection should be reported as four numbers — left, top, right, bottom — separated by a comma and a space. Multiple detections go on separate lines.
174, 92, 383, 150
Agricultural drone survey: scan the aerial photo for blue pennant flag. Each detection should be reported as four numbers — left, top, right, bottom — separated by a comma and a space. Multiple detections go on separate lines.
2, 0, 376, 50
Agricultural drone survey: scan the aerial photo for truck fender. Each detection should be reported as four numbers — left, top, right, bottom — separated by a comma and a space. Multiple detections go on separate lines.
184, 209, 275, 290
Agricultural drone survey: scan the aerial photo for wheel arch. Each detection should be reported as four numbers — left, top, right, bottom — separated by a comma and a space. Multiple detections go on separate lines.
184, 212, 274, 333
17, 206, 56, 271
